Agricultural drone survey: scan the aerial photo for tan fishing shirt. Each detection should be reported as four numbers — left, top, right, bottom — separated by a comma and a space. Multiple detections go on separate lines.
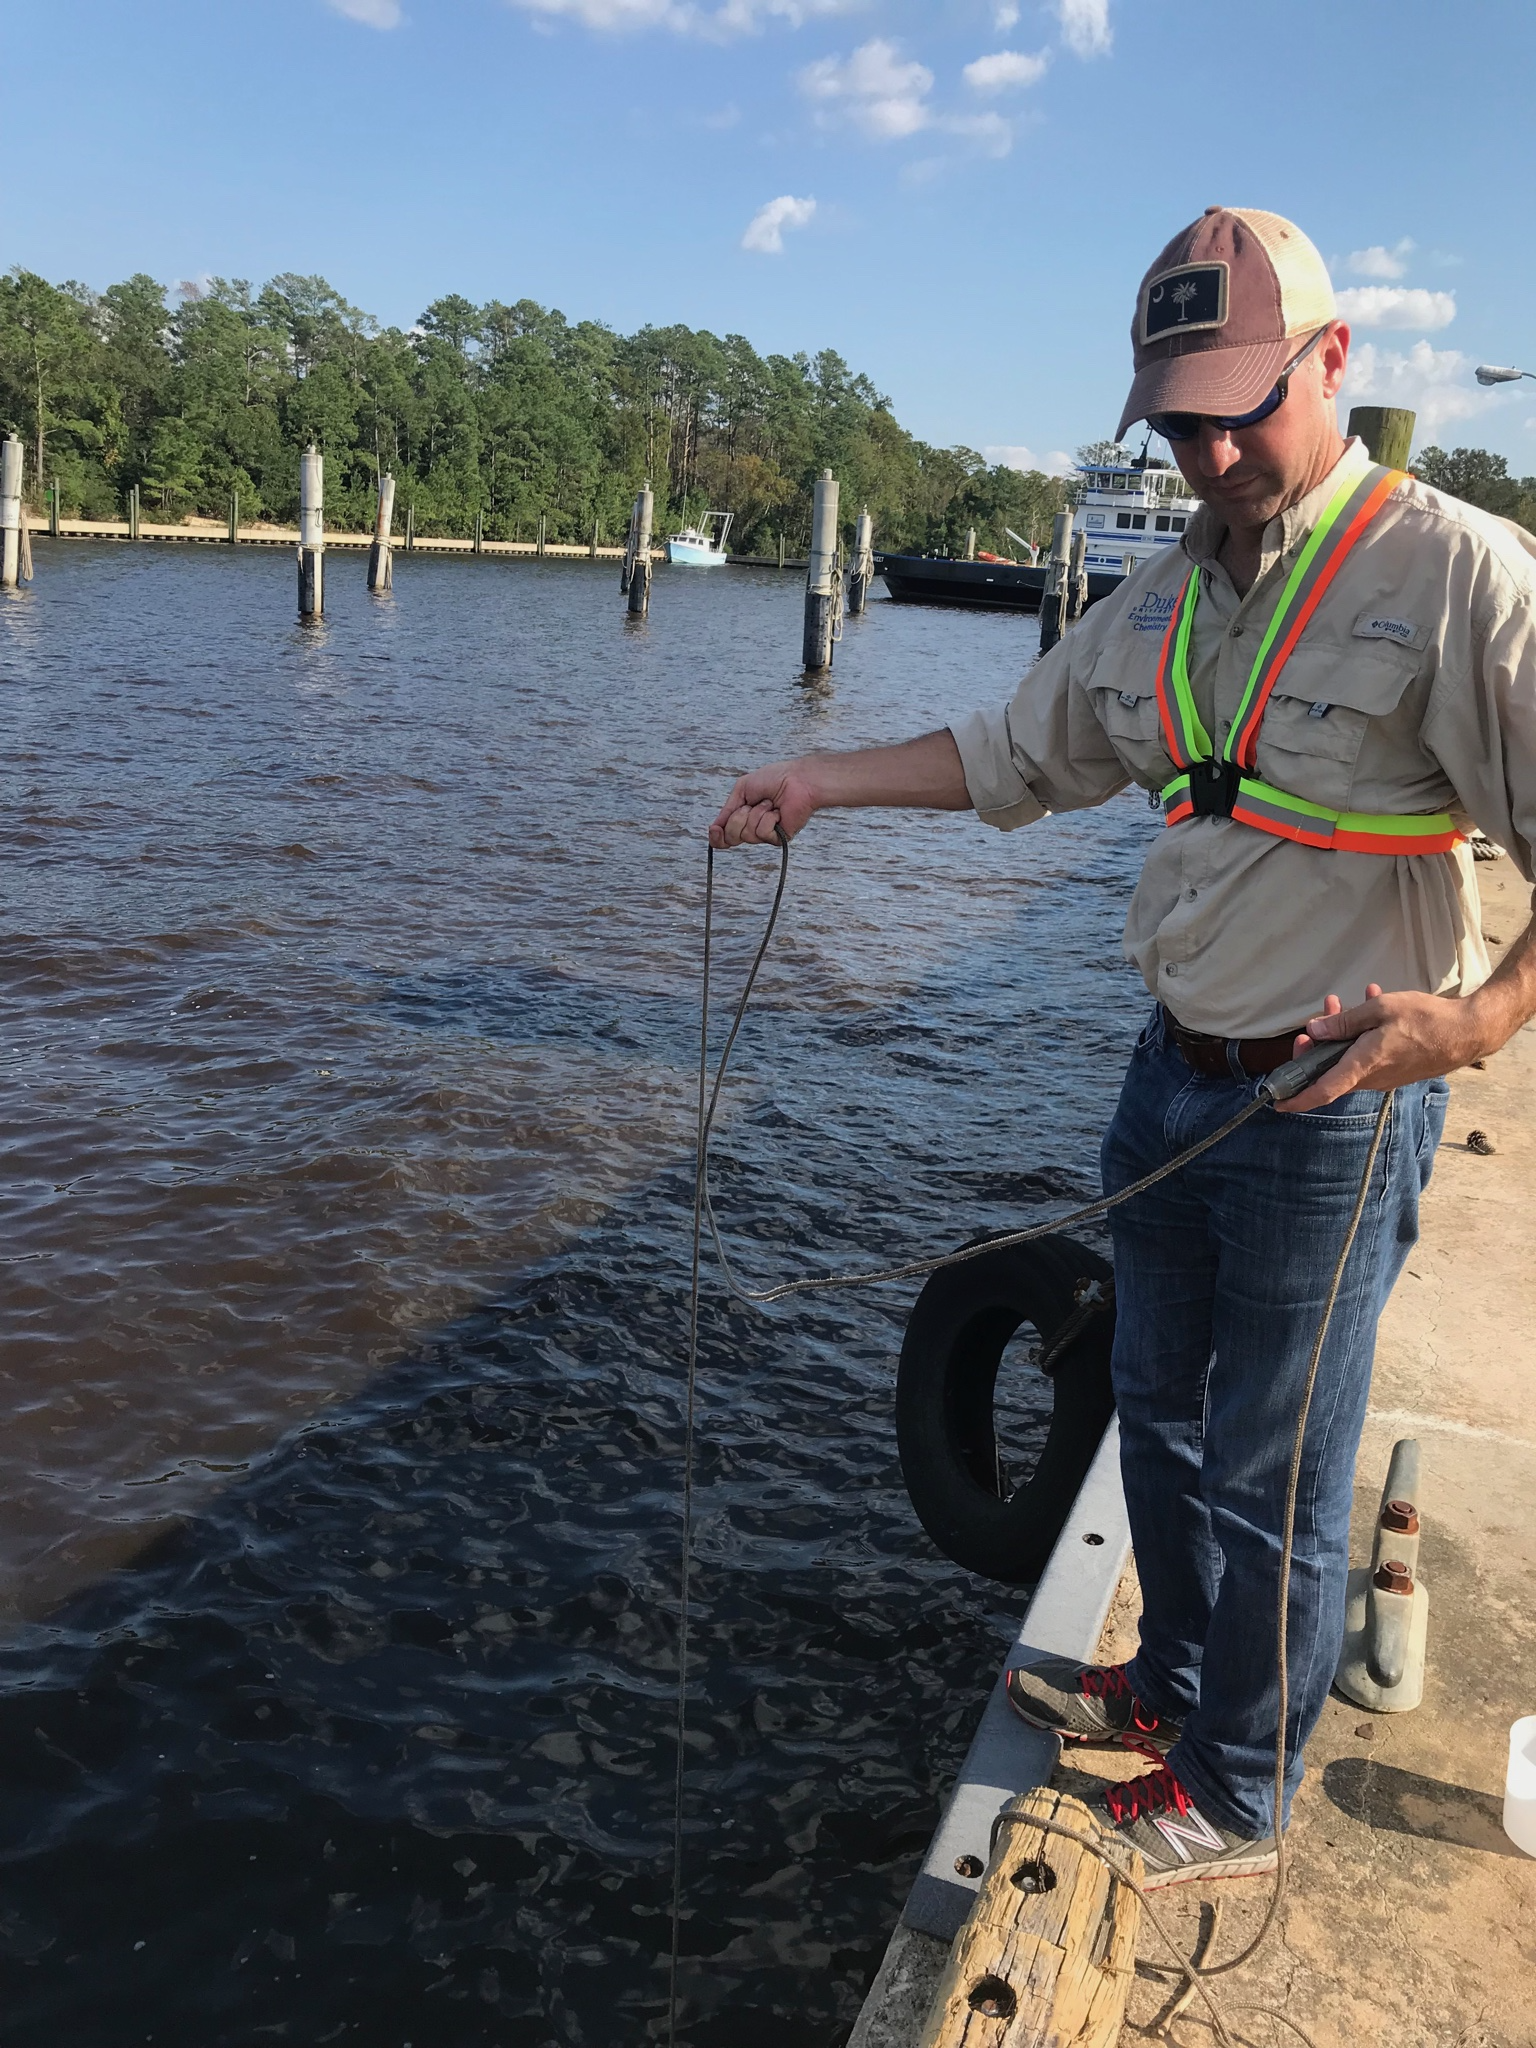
949, 437, 1536, 1037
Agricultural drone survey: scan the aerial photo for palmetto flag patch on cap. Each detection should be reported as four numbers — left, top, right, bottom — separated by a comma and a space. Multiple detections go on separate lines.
1141, 263, 1229, 344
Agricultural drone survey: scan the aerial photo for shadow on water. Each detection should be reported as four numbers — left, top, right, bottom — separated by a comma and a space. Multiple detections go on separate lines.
0, 1159, 1077, 2048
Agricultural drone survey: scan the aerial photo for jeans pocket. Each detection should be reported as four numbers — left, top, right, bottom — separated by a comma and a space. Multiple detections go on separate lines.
1133, 1005, 1163, 1055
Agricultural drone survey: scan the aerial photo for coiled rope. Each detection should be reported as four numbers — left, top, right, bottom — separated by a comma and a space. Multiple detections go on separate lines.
668, 832, 1389, 2047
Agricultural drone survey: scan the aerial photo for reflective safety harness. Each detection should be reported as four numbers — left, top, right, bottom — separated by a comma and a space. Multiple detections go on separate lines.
1155, 462, 1462, 855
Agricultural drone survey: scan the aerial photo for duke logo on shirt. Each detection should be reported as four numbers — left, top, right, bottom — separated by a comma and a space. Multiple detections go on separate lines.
1127, 589, 1179, 633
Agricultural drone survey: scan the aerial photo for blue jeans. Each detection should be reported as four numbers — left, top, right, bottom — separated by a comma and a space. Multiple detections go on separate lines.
1102, 1008, 1447, 1836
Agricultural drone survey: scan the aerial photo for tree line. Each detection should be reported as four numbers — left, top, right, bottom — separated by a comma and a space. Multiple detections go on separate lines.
0, 266, 1072, 558
1412, 444, 1536, 533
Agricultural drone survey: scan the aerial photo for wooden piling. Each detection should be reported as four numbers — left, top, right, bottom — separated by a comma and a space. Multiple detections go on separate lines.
1037, 510, 1072, 654
368, 473, 396, 593
537, 512, 546, 559
847, 507, 874, 615
1068, 530, 1088, 622
473, 507, 484, 557
963, 525, 977, 562
777, 530, 785, 571
1347, 404, 1416, 470
298, 443, 324, 619
228, 490, 239, 544
590, 516, 599, 560
918, 1787, 1141, 2048
50, 478, 60, 539
405, 501, 415, 552
128, 483, 140, 543
802, 469, 840, 671
626, 485, 654, 616
0, 438, 21, 587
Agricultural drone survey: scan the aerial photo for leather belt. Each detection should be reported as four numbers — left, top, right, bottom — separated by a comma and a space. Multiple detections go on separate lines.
1161, 1005, 1302, 1080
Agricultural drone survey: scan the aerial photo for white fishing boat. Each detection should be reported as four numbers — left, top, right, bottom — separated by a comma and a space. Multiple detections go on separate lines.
665, 511, 733, 567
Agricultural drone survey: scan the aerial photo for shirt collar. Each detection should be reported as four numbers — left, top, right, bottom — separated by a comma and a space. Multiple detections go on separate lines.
1182, 435, 1374, 582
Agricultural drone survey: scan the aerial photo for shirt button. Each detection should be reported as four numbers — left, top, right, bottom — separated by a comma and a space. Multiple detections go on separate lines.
1228, 622, 1242, 639
1184, 887, 1198, 901
1165, 962, 1179, 977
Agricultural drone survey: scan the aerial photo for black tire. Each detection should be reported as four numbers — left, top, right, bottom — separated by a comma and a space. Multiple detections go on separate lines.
895, 1232, 1116, 1585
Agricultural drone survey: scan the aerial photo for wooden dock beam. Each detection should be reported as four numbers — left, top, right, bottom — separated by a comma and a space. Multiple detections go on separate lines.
1347, 404, 1416, 470
847, 507, 874, 615
368, 473, 395, 593
802, 469, 839, 670
1038, 511, 1072, 654
298, 444, 324, 619
626, 484, 653, 616
917, 1787, 1141, 2048
0, 437, 23, 588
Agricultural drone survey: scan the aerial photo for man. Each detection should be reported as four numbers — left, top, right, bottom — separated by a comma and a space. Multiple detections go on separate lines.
709, 208, 1536, 1886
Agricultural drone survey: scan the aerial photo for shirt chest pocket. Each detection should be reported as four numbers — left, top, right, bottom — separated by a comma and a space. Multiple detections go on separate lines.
1251, 645, 1419, 814
1085, 679, 1175, 792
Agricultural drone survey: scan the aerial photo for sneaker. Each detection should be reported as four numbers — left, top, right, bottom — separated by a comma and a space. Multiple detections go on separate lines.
1004, 1657, 1182, 1754
1097, 1764, 1279, 1889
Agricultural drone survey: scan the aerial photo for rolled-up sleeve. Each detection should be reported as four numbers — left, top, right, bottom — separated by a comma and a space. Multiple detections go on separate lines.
947, 608, 1134, 831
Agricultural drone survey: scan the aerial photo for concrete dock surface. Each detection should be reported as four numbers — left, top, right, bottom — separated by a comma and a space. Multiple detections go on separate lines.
854, 853, 1536, 2048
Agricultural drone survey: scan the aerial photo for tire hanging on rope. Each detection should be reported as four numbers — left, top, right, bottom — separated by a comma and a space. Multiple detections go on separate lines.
895, 1231, 1116, 1585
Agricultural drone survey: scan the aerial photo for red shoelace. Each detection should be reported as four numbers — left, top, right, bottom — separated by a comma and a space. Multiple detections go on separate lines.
1080, 1663, 1166, 1737
1105, 1764, 1194, 1830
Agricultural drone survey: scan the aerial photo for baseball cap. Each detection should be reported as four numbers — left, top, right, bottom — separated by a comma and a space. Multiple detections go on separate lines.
1116, 207, 1337, 440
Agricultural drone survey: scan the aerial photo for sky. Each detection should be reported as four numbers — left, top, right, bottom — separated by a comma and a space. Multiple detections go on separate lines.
11, 0, 1536, 474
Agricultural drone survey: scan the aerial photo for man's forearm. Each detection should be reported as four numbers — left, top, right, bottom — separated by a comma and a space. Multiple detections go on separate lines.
801, 731, 972, 812
710, 729, 973, 847
1466, 910, 1536, 1053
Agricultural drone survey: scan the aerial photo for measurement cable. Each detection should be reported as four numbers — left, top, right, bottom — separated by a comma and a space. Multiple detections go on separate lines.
668, 832, 1387, 2046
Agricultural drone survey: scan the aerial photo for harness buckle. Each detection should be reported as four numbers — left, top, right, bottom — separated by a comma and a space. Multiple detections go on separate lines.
1189, 758, 1243, 818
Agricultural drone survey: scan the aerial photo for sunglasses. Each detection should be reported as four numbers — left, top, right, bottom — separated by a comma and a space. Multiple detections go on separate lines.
1146, 326, 1330, 444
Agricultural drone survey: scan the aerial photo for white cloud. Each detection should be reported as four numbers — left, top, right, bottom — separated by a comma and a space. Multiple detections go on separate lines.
963, 47, 1050, 93
1056, 0, 1111, 57
741, 194, 817, 254
800, 37, 933, 138
504, 0, 857, 32
1343, 341, 1502, 445
802, 37, 1018, 152
1335, 285, 1456, 332
993, 1, 1020, 22
1346, 238, 1415, 281
327, 0, 402, 24
984, 444, 1075, 477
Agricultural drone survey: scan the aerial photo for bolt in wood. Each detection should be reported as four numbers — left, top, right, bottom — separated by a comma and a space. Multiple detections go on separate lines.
298, 444, 324, 619
368, 473, 396, 593
802, 470, 840, 671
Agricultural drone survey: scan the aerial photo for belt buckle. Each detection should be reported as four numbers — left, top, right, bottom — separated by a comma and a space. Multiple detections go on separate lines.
1189, 759, 1242, 819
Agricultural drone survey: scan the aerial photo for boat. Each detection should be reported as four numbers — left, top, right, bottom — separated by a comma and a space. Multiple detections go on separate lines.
665, 510, 733, 567
875, 455, 1197, 613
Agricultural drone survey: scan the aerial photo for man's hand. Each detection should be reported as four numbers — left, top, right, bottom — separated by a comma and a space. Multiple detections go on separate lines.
1276, 983, 1489, 1113
710, 759, 820, 848
709, 731, 973, 850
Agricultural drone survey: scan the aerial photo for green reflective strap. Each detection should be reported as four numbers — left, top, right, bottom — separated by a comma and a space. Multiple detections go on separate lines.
1165, 575, 1210, 764
1221, 466, 1386, 767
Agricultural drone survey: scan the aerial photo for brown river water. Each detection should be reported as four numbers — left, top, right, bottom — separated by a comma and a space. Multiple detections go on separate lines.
0, 543, 1155, 2044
